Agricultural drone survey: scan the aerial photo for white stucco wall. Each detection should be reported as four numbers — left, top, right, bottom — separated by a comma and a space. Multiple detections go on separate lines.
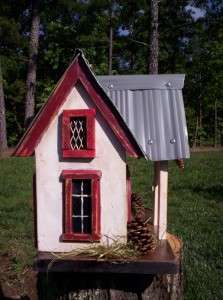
35, 83, 127, 252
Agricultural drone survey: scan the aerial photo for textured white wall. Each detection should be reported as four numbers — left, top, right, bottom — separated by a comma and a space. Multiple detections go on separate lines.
35, 83, 127, 252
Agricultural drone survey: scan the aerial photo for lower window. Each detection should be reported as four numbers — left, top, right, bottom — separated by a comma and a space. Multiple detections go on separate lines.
61, 170, 101, 242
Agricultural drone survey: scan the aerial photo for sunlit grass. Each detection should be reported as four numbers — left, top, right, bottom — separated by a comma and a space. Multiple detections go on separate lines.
129, 152, 223, 300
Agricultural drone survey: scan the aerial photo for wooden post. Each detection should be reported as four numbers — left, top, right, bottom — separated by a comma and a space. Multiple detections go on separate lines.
153, 161, 168, 239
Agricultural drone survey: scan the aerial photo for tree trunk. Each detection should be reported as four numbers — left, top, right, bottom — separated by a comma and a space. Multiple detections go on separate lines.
108, 24, 113, 75
108, 4, 113, 75
24, 0, 40, 127
192, 116, 199, 149
0, 57, 8, 153
198, 96, 202, 147
214, 99, 217, 148
148, 1, 182, 298
148, 0, 159, 74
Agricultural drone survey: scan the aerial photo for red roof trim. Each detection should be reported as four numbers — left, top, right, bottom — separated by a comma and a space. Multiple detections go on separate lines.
13, 53, 143, 158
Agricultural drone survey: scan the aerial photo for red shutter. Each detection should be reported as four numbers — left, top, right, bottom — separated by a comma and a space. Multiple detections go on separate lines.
87, 109, 95, 151
62, 111, 70, 151
65, 178, 72, 234
92, 177, 100, 241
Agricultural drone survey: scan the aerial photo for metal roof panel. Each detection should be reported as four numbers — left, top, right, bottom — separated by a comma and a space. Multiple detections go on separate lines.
98, 75, 190, 161
97, 74, 185, 90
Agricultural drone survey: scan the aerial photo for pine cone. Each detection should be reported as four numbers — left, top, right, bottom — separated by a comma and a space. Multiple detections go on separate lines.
176, 159, 184, 170
131, 193, 146, 222
127, 220, 156, 255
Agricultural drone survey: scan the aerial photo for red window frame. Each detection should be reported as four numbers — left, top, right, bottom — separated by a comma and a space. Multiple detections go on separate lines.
61, 170, 101, 242
62, 109, 95, 158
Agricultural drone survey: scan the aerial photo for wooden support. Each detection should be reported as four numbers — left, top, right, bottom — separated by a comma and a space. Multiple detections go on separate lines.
153, 161, 168, 240
36, 234, 183, 300
35, 239, 178, 274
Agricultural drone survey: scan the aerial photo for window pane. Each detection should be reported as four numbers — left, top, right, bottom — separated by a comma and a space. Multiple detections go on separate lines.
83, 217, 91, 234
83, 180, 91, 195
72, 179, 82, 195
71, 179, 92, 235
83, 197, 91, 216
70, 117, 87, 150
72, 217, 82, 233
72, 179, 91, 195
73, 196, 81, 215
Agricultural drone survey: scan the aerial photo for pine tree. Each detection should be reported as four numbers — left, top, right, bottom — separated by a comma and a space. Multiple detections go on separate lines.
0, 58, 7, 152
148, 0, 159, 74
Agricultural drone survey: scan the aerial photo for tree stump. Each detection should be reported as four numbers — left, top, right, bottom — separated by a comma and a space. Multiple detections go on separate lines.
37, 234, 183, 300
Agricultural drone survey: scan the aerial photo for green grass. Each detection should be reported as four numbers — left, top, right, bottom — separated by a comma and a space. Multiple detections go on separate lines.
0, 157, 35, 273
129, 152, 223, 300
0, 153, 223, 299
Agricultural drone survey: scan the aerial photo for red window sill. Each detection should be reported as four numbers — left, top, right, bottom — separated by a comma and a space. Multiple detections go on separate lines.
62, 149, 95, 159
61, 233, 100, 242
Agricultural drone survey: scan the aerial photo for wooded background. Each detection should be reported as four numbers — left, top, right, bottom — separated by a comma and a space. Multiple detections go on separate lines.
0, 0, 223, 150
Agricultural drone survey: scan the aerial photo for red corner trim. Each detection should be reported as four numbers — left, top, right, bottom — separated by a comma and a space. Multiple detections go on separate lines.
13, 54, 142, 158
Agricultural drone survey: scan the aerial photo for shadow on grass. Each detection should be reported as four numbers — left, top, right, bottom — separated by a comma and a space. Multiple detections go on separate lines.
192, 184, 223, 202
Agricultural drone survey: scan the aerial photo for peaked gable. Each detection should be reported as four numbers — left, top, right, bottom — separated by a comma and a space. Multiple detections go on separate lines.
14, 51, 144, 158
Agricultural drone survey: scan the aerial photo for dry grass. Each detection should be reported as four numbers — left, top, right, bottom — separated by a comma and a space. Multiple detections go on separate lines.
51, 240, 140, 261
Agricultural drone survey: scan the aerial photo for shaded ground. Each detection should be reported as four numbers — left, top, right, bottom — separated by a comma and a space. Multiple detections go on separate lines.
0, 148, 15, 159
0, 253, 37, 300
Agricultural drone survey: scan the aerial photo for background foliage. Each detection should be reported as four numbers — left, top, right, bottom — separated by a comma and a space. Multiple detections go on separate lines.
0, 0, 223, 146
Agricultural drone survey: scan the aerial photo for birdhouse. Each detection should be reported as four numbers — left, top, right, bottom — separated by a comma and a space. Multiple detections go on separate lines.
14, 50, 144, 253
14, 50, 189, 274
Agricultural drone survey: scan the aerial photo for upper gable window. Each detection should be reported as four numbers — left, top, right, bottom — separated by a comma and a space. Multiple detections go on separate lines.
62, 109, 95, 158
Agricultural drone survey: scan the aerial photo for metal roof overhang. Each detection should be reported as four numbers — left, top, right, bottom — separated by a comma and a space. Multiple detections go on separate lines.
97, 75, 190, 161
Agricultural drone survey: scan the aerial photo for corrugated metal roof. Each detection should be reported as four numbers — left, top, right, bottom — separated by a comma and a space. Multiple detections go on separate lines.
97, 75, 190, 161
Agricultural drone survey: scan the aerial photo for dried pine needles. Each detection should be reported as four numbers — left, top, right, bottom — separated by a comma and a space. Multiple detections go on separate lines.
47, 240, 141, 272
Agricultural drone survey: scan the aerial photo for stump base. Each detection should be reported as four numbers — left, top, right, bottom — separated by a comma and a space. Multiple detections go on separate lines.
36, 234, 183, 299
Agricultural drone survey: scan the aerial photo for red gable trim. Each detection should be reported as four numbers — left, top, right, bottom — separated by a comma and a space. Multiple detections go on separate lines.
14, 53, 143, 158
14, 57, 79, 156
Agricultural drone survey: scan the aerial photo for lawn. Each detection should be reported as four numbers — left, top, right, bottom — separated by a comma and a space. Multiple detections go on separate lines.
0, 152, 223, 299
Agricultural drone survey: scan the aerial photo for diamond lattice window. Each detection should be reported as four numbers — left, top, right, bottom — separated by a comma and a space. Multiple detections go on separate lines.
70, 117, 87, 150
62, 109, 95, 158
